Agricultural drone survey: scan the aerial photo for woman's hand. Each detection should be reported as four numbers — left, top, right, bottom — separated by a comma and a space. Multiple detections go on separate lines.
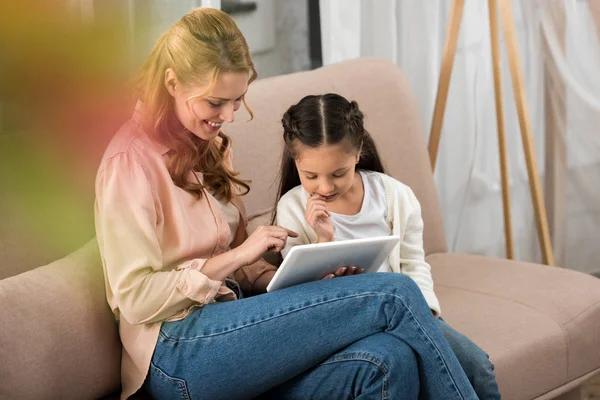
321, 265, 365, 280
305, 194, 335, 243
234, 226, 298, 267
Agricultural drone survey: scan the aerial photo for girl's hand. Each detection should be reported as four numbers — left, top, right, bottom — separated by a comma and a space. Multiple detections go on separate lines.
305, 194, 334, 243
235, 226, 298, 267
322, 265, 365, 280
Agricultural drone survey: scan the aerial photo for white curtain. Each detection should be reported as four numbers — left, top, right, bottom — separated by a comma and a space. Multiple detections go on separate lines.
320, 0, 600, 275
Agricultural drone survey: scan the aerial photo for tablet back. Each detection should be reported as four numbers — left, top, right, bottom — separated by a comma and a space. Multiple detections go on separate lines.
266, 235, 400, 292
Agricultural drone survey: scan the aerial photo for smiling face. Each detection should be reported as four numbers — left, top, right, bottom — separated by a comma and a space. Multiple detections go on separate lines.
294, 141, 360, 202
165, 69, 249, 140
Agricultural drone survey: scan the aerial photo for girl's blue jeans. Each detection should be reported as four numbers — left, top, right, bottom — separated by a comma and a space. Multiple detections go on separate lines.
144, 273, 481, 399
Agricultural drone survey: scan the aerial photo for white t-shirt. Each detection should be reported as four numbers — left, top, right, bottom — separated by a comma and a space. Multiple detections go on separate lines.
330, 170, 392, 272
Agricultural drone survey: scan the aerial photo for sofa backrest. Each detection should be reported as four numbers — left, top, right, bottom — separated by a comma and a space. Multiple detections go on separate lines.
226, 58, 447, 255
0, 58, 448, 283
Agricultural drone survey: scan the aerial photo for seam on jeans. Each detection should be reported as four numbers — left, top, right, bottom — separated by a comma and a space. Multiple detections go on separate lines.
389, 296, 468, 399
160, 292, 399, 341
320, 353, 389, 374
149, 361, 191, 400
318, 356, 388, 400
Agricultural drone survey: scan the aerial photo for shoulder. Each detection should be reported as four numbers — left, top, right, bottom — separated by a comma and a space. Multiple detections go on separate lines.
100, 119, 163, 170
368, 171, 411, 193
277, 186, 308, 213
277, 185, 308, 208
371, 172, 421, 207
96, 118, 168, 191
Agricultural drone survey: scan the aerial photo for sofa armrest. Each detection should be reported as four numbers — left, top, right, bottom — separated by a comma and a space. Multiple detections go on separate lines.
0, 240, 121, 400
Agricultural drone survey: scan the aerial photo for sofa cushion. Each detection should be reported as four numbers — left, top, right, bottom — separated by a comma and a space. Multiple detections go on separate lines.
428, 253, 600, 400
0, 240, 121, 400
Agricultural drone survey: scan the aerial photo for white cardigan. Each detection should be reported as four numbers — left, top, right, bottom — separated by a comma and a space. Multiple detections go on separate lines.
276, 172, 441, 316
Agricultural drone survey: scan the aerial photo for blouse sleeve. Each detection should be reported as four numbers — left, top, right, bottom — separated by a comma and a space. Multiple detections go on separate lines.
95, 153, 222, 325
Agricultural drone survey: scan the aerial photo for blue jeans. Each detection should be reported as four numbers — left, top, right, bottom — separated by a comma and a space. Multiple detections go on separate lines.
144, 273, 478, 399
437, 319, 501, 399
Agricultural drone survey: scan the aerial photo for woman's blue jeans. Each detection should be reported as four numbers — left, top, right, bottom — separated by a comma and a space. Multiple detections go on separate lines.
144, 273, 478, 399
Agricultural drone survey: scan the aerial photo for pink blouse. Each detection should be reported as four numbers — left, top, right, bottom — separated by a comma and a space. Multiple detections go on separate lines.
94, 111, 274, 399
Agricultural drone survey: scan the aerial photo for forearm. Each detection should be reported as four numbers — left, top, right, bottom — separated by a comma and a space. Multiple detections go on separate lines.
201, 249, 245, 282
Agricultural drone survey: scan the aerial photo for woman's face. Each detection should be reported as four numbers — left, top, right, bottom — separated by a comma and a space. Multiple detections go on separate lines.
166, 70, 249, 140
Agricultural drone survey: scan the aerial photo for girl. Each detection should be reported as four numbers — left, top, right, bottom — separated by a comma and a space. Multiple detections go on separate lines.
95, 8, 478, 399
275, 93, 501, 399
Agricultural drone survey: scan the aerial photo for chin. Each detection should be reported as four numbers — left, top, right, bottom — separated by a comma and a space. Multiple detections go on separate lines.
190, 128, 219, 141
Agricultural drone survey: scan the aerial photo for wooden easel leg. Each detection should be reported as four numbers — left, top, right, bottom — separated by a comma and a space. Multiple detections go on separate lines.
428, 0, 465, 171
543, 2, 567, 267
590, 0, 600, 39
488, 0, 514, 259
499, 0, 555, 265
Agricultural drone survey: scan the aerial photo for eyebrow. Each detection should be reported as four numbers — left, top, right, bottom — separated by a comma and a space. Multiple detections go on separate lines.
300, 167, 350, 175
206, 90, 248, 102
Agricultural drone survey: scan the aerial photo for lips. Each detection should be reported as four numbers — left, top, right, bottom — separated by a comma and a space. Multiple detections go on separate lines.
204, 120, 223, 131
320, 193, 338, 201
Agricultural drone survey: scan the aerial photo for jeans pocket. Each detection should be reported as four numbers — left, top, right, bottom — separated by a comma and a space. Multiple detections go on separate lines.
146, 362, 191, 400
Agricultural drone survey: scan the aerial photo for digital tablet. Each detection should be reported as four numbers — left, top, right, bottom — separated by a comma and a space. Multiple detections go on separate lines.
266, 235, 400, 292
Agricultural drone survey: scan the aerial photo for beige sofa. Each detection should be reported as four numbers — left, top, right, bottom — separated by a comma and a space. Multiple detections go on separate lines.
1, 58, 599, 400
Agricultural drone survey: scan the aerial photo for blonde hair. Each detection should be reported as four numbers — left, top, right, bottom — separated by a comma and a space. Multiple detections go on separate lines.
134, 7, 256, 200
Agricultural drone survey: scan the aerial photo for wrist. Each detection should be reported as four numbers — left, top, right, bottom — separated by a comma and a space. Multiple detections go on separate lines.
231, 247, 248, 269
317, 234, 333, 243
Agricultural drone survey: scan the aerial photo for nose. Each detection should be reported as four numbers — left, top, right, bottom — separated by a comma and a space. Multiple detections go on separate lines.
219, 101, 235, 123
318, 179, 335, 194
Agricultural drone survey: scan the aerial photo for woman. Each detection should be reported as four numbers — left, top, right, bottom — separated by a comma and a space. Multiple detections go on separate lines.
95, 7, 478, 399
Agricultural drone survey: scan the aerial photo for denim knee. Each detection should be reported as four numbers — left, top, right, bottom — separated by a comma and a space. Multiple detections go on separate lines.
352, 272, 421, 297
321, 333, 420, 399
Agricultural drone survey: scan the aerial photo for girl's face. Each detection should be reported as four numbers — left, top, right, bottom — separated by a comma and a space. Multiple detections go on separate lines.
166, 70, 249, 140
294, 142, 360, 202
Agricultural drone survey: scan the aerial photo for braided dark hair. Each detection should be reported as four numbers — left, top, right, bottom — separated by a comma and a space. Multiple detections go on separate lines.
273, 93, 385, 222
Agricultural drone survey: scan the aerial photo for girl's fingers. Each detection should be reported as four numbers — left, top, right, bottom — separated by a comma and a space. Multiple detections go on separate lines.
323, 266, 364, 280
334, 265, 359, 276
315, 210, 330, 220
334, 266, 347, 276
314, 205, 330, 216
307, 197, 329, 211
309, 206, 330, 220
313, 202, 328, 211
